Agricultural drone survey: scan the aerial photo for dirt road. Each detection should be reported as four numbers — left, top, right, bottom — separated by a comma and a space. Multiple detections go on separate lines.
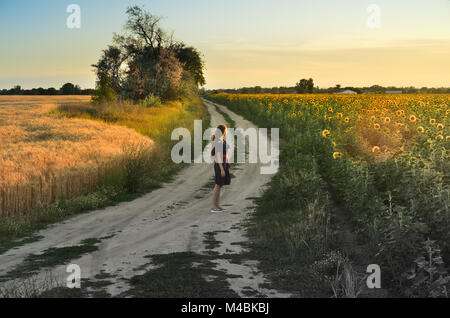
0, 99, 289, 298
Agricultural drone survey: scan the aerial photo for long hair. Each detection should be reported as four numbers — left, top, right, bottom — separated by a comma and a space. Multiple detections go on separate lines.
211, 124, 227, 156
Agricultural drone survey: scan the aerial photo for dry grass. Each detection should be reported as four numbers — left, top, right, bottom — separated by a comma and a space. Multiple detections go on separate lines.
54, 98, 200, 144
0, 96, 153, 216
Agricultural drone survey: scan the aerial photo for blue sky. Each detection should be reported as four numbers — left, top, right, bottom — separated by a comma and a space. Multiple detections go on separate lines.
0, 0, 449, 89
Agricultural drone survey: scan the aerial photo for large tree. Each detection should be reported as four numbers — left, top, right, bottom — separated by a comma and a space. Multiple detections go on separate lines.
92, 6, 204, 102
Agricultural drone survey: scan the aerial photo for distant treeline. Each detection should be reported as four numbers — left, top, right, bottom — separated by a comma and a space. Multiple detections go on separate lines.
205, 85, 450, 95
0, 83, 95, 96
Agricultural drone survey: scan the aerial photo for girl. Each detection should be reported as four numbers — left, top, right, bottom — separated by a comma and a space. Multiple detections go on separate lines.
211, 124, 231, 213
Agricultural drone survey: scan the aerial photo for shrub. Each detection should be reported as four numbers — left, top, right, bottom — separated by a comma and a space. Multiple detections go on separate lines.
121, 143, 153, 193
139, 94, 162, 108
404, 239, 450, 298
91, 75, 117, 104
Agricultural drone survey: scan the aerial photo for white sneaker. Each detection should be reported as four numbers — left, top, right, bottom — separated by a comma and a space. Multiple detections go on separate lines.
211, 208, 225, 213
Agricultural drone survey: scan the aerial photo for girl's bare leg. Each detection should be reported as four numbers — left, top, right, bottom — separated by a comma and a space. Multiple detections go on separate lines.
212, 185, 221, 209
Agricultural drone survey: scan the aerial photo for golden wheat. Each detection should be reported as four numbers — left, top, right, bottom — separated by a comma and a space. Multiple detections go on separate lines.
0, 96, 153, 216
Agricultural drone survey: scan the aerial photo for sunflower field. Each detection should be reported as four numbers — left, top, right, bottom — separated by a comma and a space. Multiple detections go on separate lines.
206, 93, 449, 297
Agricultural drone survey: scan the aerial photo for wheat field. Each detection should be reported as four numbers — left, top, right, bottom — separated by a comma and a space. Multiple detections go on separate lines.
0, 96, 153, 216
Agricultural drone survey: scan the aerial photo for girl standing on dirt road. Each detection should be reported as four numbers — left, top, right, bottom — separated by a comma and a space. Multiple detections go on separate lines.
211, 124, 231, 213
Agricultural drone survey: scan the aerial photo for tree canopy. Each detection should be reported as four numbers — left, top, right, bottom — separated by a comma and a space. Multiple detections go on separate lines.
296, 78, 314, 94
92, 6, 205, 103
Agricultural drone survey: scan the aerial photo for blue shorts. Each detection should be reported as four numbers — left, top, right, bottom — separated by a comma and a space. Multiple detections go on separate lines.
214, 163, 231, 186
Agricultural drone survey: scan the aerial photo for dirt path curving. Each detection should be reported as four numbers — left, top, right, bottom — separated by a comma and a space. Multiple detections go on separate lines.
0, 99, 291, 298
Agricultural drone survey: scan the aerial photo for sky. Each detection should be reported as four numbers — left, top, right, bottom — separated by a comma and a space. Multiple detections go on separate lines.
0, 0, 449, 89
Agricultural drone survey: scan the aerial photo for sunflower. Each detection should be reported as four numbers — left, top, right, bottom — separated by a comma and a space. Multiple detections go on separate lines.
374, 123, 380, 130
384, 117, 391, 123
372, 146, 380, 153
446, 136, 450, 142
370, 116, 376, 122
417, 126, 424, 133
333, 152, 342, 159
409, 115, 417, 123
344, 117, 350, 123
328, 107, 333, 113
322, 130, 331, 138
337, 113, 343, 119
430, 118, 436, 125
437, 123, 444, 130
